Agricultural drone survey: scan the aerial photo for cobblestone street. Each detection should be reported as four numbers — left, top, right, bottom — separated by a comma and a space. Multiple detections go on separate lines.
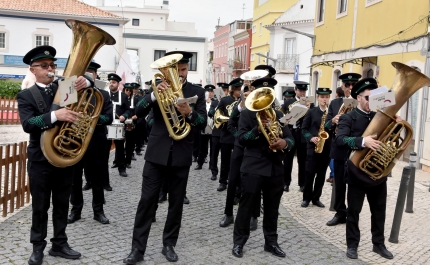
0, 144, 366, 265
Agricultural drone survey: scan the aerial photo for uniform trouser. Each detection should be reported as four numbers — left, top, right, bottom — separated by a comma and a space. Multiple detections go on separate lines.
346, 181, 387, 248
283, 129, 307, 187
70, 148, 105, 215
224, 146, 243, 216
28, 160, 73, 251
131, 156, 189, 254
303, 149, 331, 202
334, 159, 347, 219
209, 136, 221, 176
114, 139, 126, 172
134, 122, 146, 152
219, 143, 234, 185
125, 129, 136, 165
197, 134, 211, 166
192, 129, 200, 159
233, 172, 284, 246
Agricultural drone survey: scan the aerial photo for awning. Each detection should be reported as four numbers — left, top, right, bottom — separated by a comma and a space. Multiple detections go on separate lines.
310, 57, 375, 68
0, 74, 25, 79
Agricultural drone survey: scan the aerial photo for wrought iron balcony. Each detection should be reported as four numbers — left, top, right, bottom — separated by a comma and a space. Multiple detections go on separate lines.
275, 54, 299, 72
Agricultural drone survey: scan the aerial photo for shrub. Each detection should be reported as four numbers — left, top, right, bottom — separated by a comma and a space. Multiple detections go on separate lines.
0, 80, 21, 98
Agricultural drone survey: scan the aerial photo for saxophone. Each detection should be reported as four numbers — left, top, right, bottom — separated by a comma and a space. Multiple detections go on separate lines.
315, 105, 329, 153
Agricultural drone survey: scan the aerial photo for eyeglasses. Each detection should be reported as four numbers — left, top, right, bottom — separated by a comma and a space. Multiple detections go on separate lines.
31, 63, 57, 69
359, 95, 370, 101
344, 82, 356, 88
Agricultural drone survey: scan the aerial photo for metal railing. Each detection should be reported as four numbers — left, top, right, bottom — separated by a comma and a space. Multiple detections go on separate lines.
0, 142, 30, 217
0, 97, 20, 125
275, 54, 300, 72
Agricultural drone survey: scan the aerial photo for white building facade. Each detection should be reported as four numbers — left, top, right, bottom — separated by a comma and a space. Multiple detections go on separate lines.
96, 1, 207, 85
265, 0, 315, 101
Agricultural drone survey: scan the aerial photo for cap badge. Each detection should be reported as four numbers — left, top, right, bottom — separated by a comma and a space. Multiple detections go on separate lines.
263, 82, 268, 86
365, 81, 370, 84
44, 51, 50, 55
323, 88, 327, 91
348, 75, 352, 79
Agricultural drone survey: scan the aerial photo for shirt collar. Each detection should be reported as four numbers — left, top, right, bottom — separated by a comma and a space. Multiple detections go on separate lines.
35, 82, 51, 88
357, 106, 370, 115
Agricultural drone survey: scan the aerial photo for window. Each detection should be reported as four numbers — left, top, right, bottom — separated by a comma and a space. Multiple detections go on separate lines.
244, 45, 247, 64
36, 35, 50, 46
154, 50, 166, 61
132, 19, 140, 26
250, 53, 254, 61
259, 22, 263, 35
317, 0, 325, 23
365, 0, 382, 7
252, 25, 256, 34
367, 69, 374, 78
285, 38, 296, 55
339, 0, 347, 13
189, 52, 197, 71
0, 33, 5, 48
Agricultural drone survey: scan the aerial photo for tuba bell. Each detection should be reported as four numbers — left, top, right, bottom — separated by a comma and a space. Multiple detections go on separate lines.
150, 54, 191, 140
350, 62, 430, 180
41, 19, 116, 168
246, 87, 283, 152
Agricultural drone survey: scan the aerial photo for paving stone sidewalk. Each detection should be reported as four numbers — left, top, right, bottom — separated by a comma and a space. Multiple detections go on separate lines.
0, 145, 367, 264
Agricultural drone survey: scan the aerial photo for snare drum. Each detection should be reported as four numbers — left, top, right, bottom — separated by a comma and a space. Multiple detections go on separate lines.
125, 119, 134, 131
107, 123, 125, 140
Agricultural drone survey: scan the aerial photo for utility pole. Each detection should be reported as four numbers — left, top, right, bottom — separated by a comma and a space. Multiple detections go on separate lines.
242, 3, 246, 20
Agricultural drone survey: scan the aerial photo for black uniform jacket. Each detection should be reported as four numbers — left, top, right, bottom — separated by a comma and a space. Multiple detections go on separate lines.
325, 97, 343, 159
88, 88, 113, 151
217, 95, 237, 144
127, 94, 142, 123
227, 103, 242, 148
109, 90, 130, 119
135, 81, 207, 167
238, 108, 294, 177
208, 98, 221, 137
301, 107, 332, 155
282, 97, 312, 144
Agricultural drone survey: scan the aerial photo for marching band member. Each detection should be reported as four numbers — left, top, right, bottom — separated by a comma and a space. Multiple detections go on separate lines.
131, 82, 146, 156
124, 83, 141, 168
282, 81, 312, 192
325, 73, 361, 226
282, 87, 295, 101
195, 85, 216, 170
255, 64, 276, 78
17, 45, 92, 264
336, 78, 394, 260
107, 73, 130, 177
232, 78, 294, 258
123, 51, 207, 264
301, 88, 332, 208
68, 62, 113, 226
216, 78, 243, 192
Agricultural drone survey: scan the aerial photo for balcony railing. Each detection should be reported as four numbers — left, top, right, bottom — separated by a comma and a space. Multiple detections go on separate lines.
275, 54, 299, 72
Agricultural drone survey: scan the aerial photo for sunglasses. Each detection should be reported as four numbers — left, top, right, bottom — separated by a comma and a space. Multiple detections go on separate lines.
344, 82, 356, 88
359, 95, 369, 101
32, 63, 57, 69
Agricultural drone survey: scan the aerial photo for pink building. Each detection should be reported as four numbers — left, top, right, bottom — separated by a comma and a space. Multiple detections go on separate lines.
212, 24, 229, 84
232, 29, 252, 78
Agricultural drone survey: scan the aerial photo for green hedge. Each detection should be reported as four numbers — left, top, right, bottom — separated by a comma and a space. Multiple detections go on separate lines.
0, 80, 21, 98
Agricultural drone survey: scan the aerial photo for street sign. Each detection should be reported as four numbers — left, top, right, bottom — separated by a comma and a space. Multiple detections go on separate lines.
294, 65, 299, 81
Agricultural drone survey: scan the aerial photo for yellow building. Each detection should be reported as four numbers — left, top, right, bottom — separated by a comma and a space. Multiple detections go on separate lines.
250, 0, 297, 69
311, 0, 430, 169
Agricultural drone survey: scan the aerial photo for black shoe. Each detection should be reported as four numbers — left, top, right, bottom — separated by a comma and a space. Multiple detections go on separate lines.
82, 182, 91, 191
326, 215, 346, 226
217, 183, 227, 191
346, 247, 358, 259
299, 186, 304, 192
123, 248, 144, 264
233, 196, 240, 205
250, 217, 258, 231
192, 157, 198, 162
104, 185, 113, 191
301, 200, 310, 208
48, 246, 81, 260
194, 164, 202, 170
131, 154, 136, 161
264, 244, 286, 258
136, 151, 142, 156
232, 244, 243, 258
211, 174, 217, 181
283, 185, 289, 192
312, 200, 325, 208
119, 171, 128, 177
126, 164, 131, 169
373, 244, 393, 259
162, 246, 178, 262
94, 213, 110, 224
111, 163, 117, 168
219, 215, 234, 227
204, 158, 208, 163
183, 196, 190, 204
158, 193, 167, 203
28, 250, 44, 265
67, 213, 81, 224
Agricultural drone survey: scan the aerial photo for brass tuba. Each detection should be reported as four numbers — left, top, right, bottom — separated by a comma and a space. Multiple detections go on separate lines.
315, 104, 329, 153
41, 20, 116, 167
150, 54, 191, 140
246, 87, 283, 152
350, 62, 430, 180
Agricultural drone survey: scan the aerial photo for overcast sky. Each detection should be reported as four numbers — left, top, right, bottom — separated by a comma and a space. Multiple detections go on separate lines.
84, 0, 254, 38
